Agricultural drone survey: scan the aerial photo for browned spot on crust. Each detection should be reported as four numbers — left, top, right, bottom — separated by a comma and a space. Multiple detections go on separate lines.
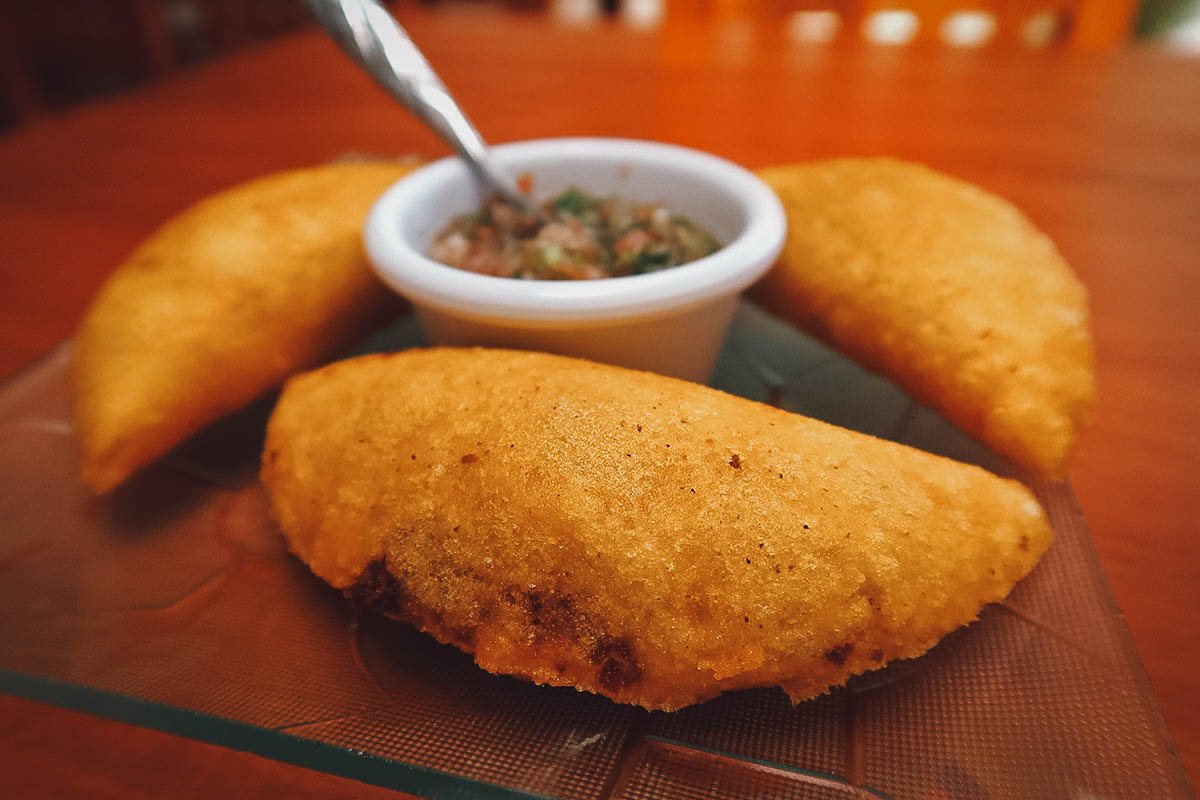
1019, 535, 1030, 552
591, 635, 642, 690
534, 591, 579, 637
344, 557, 411, 612
858, 579, 884, 611
824, 642, 854, 666
347, 558, 477, 649
870, 649, 885, 663
729, 453, 741, 469
500, 586, 591, 645
684, 594, 711, 624
449, 626, 477, 648
461, 453, 478, 463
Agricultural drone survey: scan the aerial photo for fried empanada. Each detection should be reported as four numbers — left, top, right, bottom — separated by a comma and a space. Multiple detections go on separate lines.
262, 347, 1052, 711
72, 161, 414, 493
751, 159, 1095, 479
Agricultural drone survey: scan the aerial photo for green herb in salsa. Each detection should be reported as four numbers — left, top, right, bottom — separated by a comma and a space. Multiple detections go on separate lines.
428, 186, 721, 280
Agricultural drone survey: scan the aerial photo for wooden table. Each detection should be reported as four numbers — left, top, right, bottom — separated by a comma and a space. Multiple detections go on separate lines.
1, 4, 1197, 795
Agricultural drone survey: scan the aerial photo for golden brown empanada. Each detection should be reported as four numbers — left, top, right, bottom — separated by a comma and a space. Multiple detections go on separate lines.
262, 347, 1052, 710
72, 161, 414, 492
751, 159, 1095, 479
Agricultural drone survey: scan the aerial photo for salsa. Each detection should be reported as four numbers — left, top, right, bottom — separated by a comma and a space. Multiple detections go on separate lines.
428, 187, 721, 280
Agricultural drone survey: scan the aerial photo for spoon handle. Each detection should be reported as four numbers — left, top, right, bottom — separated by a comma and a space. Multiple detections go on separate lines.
306, 0, 525, 203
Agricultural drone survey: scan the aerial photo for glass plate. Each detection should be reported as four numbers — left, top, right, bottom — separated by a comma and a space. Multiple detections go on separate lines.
0, 303, 1190, 799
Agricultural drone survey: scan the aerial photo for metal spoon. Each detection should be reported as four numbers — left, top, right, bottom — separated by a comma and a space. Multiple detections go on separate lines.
305, 0, 530, 208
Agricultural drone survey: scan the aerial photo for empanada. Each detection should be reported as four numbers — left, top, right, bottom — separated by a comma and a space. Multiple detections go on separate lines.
751, 159, 1095, 479
262, 347, 1052, 710
72, 161, 413, 492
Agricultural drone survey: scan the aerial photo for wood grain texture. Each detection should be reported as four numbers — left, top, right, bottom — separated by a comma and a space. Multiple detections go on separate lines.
1, 3, 1197, 791
0, 694, 417, 799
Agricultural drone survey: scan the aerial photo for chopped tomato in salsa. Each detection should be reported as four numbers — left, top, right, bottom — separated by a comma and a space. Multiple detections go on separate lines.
428, 187, 721, 280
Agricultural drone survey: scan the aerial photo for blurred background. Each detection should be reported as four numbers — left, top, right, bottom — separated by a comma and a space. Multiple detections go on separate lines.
2, 0, 1197, 134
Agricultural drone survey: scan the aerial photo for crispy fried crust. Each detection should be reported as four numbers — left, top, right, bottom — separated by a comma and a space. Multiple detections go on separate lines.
750, 159, 1096, 480
71, 161, 414, 493
262, 348, 1052, 711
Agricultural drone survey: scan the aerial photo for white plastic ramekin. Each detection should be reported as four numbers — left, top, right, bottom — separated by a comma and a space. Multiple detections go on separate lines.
363, 138, 786, 383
